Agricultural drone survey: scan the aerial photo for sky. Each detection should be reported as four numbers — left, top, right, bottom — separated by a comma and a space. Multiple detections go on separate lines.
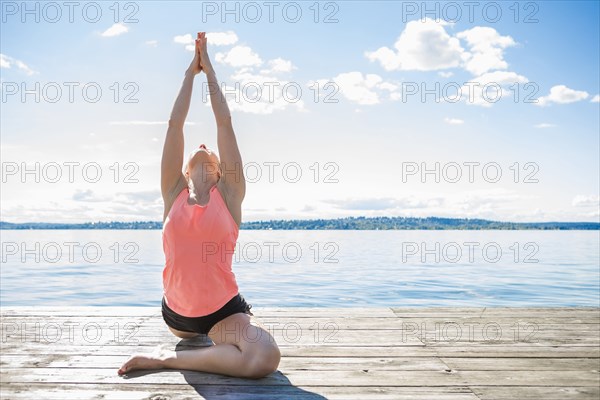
1, 0, 599, 223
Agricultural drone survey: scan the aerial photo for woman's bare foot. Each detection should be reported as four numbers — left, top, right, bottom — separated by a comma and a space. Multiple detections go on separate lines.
117, 349, 169, 375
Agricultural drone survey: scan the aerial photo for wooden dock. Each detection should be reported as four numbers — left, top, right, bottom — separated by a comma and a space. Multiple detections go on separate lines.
1, 307, 599, 399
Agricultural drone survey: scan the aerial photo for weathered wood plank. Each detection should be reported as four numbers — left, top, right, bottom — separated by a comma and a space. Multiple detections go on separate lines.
390, 316, 600, 325
0, 329, 425, 347
2, 368, 598, 387
0, 343, 433, 357
456, 370, 600, 386
4, 306, 597, 318
0, 368, 463, 386
391, 307, 600, 316
2, 316, 409, 329
5, 316, 598, 333
441, 357, 600, 371
1, 307, 398, 318
0, 354, 449, 371
2, 343, 598, 358
417, 334, 600, 345
0, 384, 480, 400
3, 317, 597, 339
470, 386, 600, 400
7, 316, 600, 334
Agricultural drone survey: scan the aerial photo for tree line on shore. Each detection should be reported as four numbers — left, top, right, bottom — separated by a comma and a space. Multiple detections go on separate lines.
1, 217, 598, 230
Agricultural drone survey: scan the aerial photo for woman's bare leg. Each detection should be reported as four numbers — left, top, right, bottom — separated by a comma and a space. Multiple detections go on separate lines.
117, 313, 280, 379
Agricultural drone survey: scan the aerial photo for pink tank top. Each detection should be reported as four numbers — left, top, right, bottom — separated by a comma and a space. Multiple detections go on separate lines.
162, 184, 240, 317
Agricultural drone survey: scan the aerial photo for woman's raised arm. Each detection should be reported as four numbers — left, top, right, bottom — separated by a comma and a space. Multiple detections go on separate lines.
198, 32, 246, 201
161, 34, 203, 202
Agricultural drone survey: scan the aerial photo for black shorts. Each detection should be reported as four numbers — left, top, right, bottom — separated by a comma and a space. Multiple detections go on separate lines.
161, 293, 254, 336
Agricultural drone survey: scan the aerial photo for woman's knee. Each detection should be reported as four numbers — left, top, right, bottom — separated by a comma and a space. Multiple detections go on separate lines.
241, 343, 281, 379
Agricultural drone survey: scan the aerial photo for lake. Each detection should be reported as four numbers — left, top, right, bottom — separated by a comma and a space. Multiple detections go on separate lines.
1, 230, 598, 307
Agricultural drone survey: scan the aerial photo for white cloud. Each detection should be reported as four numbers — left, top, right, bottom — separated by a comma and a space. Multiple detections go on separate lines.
109, 120, 196, 126
302, 204, 317, 212
536, 85, 589, 106
456, 26, 516, 76
259, 58, 296, 74
0, 54, 9, 69
365, 18, 465, 71
591, 94, 600, 103
176, 31, 239, 51
572, 195, 600, 208
444, 117, 464, 125
191, 40, 306, 114
534, 123, 556, 128
331, 72, 395, 105
115, 190, 162, 204
327, 72, 402, 104
145, 40, 158, 47
0, 53, 36, 75
324, 196, 444, 211
101, 23, 128, 37
378, 82, 399, 92
365, 21, 518, 79
73, 189, 111, 202
450, 189, 535, 216
173, 34, 197, 52
208, 31, 239, 46
215, 46, 263, 67
461, 70, 529, 107
390, 92, 403, 101
221, 68, 306, 114
469, 70, 529, 85
306, 78, 331, 102
174, 34, 194, 44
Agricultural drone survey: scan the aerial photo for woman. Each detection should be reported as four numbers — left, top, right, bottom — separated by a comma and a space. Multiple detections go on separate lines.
118, 32, 281, 379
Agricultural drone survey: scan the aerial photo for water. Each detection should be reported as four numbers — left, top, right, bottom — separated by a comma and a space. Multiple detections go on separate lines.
1, 230, 598, 307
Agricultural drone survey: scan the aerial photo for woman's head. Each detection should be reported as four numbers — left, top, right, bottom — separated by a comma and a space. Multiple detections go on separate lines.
184, 144, 221, 183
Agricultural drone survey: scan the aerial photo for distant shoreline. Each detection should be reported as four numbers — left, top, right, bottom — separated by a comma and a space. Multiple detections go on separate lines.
1, 217, 598, 230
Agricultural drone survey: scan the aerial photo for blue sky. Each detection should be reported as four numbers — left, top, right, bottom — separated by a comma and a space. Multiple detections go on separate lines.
1, 1, 599, 223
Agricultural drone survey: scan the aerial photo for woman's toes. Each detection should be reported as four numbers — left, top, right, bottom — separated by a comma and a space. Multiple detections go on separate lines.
117, 356, 138, 375
117, 360, 133, 375
117, 365, 127, 375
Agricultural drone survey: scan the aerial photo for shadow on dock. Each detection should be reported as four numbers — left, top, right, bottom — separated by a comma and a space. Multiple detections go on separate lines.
119, 336, 327, 399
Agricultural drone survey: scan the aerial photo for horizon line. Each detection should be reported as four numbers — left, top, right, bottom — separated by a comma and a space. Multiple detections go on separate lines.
1, 216, 599, 229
